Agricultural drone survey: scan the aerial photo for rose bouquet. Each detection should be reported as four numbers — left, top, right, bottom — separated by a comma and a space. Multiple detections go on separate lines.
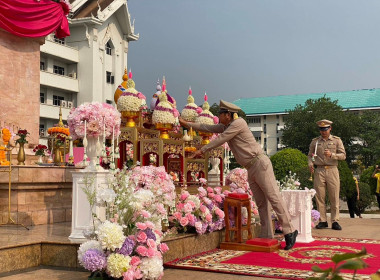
33, 144, 50, 157
67, 102, 121, 140
15, 129, 29, 144
169, 187, 225, 235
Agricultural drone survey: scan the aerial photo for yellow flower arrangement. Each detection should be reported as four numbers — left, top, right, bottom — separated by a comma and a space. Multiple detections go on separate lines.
48, 126, 70, 136
0, 128, 11, 166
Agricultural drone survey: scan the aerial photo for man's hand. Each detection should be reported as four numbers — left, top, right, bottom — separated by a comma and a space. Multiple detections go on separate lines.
189, 149, 203, 159
324, 149, 332, 158
179, 117, 189, 128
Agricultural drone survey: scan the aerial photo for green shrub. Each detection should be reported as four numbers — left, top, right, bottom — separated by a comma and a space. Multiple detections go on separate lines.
338, 161, 356, 201
356, 182, 375, 213
270, 148, 308, 180
294, 166, 314, 190
360, 166, 377, 194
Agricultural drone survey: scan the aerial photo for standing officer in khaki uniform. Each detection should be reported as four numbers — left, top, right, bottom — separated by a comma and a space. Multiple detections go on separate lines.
308, 120, 346, 230
179, 100, 298, 250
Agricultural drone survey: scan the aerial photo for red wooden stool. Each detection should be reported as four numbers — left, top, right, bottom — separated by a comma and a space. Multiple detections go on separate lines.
223, 193, 252, 243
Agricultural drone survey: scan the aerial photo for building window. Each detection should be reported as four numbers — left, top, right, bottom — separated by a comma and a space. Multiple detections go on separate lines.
264, 115, 266, 120
53, 95, 65, 106
40, 93, 45, 103
283, 115, 288, 122
54, 35, 65, 45
264, 124, 267, 134
106, 99, 112, 104
264, 138, 267, 151
40, 62, 45, 71
253, 117, 261, 124
53, 65, 65, 75
106, 71, 114, 84
39, 124, 45, 136
106, 42, 112, 55
255, 136, 261, 143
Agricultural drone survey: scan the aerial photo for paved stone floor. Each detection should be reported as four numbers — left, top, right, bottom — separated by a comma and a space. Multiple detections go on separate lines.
1, 216, 379, 280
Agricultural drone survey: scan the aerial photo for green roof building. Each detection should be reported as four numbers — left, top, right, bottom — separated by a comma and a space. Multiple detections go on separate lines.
232, 88, 380, 156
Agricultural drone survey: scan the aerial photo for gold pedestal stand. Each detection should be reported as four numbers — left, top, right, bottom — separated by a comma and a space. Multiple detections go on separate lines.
0, 147, 29, 230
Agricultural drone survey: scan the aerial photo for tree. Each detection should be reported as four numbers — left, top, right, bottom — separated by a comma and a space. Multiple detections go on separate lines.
356, 111, 380, 167
281, 96, 360, 166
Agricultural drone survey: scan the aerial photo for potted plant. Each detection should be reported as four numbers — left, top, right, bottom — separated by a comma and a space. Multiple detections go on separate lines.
33, 144, 49, 164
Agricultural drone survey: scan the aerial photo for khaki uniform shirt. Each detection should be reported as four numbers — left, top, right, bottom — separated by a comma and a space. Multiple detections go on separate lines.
188, 118, 262, 166
307, 135, 346, 167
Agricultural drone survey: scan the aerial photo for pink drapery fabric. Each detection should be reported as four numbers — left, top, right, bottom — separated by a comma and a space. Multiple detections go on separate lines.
0, 0, 70, 38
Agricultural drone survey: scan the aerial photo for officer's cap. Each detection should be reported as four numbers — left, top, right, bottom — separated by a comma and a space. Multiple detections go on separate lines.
219, 100, 241, 114
317, 119, 332, 131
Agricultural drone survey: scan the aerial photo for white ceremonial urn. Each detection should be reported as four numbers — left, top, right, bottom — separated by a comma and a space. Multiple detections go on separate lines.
84, 137, 99, 172
69, 170, 110, 240
281, 189, 316, 243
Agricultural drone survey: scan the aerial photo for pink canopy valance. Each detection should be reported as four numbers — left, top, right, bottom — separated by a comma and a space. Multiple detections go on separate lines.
0, 0, 70, 38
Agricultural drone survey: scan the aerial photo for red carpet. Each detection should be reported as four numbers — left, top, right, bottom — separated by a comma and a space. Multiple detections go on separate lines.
165, 237, 380, 279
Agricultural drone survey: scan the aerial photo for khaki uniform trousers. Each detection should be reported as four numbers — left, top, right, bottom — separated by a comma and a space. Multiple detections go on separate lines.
247, 155, 295, 238
314, 166, 340, 223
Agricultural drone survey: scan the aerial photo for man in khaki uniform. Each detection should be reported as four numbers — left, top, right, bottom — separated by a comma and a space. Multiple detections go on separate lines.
179, 100, 298, 250
308, 120, 346, 230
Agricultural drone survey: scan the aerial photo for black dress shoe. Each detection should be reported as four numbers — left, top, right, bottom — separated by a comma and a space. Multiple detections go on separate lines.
284, 230, 298, 250
315, 222, 328, 229
332, 222, 342, 230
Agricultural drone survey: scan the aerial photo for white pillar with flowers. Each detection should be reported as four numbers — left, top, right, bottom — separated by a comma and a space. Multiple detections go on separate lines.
67, 102, 121, 239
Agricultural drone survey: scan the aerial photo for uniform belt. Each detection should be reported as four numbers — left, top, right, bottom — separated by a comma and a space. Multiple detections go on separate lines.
244, 154, 265, 169
316, 165, 337, 169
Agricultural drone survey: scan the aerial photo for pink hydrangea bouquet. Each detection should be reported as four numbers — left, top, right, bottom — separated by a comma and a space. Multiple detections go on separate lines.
67, 102, 121, 140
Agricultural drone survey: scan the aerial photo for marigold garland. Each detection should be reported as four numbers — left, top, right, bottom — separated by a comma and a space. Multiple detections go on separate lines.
0, 128, 11, 165
48, 127, 70, 136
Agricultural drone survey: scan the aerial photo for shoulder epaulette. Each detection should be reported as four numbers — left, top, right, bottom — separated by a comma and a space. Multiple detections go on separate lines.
332, 135, 341, 139
312, 137, 319, 141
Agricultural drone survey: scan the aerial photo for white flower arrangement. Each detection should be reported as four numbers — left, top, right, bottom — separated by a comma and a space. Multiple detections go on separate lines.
196, 115, 214, 125
278, 171, 301, 190
96, 220, 126, 251
117, 95, 142, 112
181, 106, 199, 122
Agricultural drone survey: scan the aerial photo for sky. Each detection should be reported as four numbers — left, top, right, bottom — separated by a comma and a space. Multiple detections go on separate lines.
127, 0, 380, 110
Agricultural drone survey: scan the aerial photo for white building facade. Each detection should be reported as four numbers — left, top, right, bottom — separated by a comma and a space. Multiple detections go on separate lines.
39, 0, 138, 144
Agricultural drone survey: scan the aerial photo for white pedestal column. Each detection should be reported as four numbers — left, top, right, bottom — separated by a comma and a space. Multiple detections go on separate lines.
69, 170, 110, 240
281, 189, 316, 243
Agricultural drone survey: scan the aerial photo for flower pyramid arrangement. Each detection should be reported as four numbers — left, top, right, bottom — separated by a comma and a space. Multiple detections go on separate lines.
67, 102, 121, 140
196, 93, 219, 125
78, 165, 176, 279
152, 90, 176, 125
117, 71, 146, 112
180, 87, 202, 122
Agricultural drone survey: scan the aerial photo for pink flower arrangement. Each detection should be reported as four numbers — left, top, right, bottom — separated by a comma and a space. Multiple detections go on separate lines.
67, 102, 121, 140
